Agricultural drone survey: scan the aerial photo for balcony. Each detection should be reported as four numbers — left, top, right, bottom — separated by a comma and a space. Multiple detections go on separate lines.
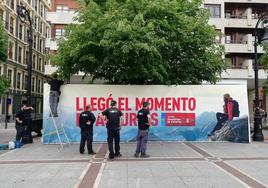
44, 64, 58, 75
225, 34, 264, 53
45, 38, 58, 51
46, 12, 78, 24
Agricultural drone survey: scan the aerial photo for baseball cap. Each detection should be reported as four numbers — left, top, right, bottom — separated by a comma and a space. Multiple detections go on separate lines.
110, 100, 117, 106
143, 102, 150, 107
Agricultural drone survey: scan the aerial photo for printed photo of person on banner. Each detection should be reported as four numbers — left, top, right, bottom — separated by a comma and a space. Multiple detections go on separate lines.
208, 93, 240, 141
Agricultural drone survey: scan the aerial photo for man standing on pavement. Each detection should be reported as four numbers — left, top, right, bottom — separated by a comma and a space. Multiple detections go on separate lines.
134, 102, 151, 158
101, 100, 123, 160
15, 104, 27, 142
79, 104, 96, 155
15, 103, 34, 143
48, 73, 64, 117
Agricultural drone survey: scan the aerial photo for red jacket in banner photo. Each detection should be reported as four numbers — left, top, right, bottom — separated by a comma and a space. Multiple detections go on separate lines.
224, 97, 234, 121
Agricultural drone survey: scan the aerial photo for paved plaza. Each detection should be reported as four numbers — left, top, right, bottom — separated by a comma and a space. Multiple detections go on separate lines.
0, 135, 268, 188
1, 123, 268, 188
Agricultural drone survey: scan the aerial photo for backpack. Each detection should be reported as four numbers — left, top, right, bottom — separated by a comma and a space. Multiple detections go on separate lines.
232, 100, 240, 117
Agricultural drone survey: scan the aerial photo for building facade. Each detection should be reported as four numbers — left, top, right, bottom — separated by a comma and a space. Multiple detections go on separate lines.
204, 0, 268, 120
46, 0, 100, 84
46, 0, 268, 121
0, 0, 51, 120
45, 0, 79, 74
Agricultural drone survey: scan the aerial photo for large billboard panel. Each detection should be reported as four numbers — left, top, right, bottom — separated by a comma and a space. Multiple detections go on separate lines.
42, 84, 250, 143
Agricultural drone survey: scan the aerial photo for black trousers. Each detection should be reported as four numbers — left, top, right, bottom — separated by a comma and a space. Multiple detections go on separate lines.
211, 112, 228, 134
80, 128, 93, 153
107, 129, 120, 158
15, 126, 25, 141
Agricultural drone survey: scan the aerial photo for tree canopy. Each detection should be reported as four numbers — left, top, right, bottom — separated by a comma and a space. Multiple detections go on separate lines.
55, 0, 226, 84
0, 21, 10, 96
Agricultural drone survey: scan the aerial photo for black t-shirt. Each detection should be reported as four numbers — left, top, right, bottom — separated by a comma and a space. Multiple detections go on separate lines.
137, 108, 150, 130
15, 110, 26, 126
102, 107, 123, 129
49, 79, 64, 91
79, 111, 96, 129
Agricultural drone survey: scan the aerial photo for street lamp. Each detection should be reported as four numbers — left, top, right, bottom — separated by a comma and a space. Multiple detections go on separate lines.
17, 5, 33, 142
253, 13, 268, 141
16, 5, 33, 107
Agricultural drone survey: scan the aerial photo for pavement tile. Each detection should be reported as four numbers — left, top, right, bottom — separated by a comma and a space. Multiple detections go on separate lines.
226, 160, 268, 186
0, 163, 87, 188
0, 142, 100, 161
120, 142, 202, 158
194, 142, 268, 157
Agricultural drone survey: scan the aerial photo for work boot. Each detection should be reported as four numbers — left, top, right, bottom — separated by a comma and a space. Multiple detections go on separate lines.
88, 151, 96, 155
134, 153, 139, 158
140, 154, 150, 158
115, 153, 122, 158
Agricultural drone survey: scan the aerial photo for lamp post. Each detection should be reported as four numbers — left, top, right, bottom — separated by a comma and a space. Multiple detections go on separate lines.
253, 13, 268, 141
17, 5, 33, 141
16, 5, 33, 107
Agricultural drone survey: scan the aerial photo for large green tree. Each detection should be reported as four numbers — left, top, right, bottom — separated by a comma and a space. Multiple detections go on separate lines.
0, 21, 10, 96
56, 0, 225, 84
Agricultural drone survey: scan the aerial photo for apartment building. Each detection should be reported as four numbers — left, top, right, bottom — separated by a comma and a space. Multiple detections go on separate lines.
0, 0, 50, 119
46, 0, 268, 117
45, 0, 79, 76
46, 0, 105, 84
204, 0, 268, 117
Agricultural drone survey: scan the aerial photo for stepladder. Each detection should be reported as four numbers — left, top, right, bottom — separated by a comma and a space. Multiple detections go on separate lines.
46, 106, 70, 148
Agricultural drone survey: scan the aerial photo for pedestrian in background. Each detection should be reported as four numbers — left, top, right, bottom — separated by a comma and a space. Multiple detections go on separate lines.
79, 104, 96, 155
101, 100, 123, 160
134, 102, 151, 158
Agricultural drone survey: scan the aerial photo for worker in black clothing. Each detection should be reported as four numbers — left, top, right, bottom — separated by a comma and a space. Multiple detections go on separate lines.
79, 104, 96, 155
134, 102, 151, 158
48, 73, 64, 117
101, 100, 123, 160
15, 104, 27, 141
15, 104, 34, 142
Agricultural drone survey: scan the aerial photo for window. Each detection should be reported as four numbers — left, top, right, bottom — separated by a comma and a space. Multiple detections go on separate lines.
39, 39, 42, 52
38, 58, 42, 71
40, 5, 44, 17
33, 35, 37, 49
34, 17, 37, 29
10, 0, 15, 10
19, 24, 23, 40
32, 77, 35, 92
7, 69, 12, 83
46, 27, 50, 38
37, 79, 41, 93
17, 72, 21, 89
18, 46, 22, 63
0, 9, 4, 20
25, 51, 29, 64
204, 4, 221, 18
33, 54, 36, 69
8, 41, 14, 60
40, 22, 43, 34
56, 5, 69, 13
9, 16, 14, 34
55, 28, 65, 38
41, 80, 44, 93
24, 75, 28, 90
